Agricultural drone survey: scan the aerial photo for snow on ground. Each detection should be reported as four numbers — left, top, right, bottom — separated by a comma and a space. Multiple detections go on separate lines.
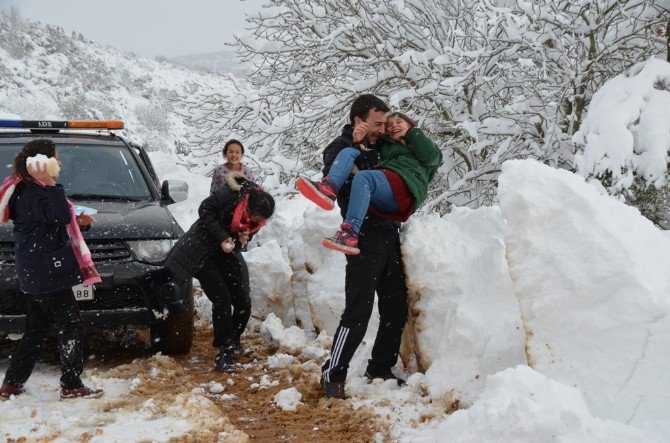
403, 366, 656, 443
0, 356, 244, 442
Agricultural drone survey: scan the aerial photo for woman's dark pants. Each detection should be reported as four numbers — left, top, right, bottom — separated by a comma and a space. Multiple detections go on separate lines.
3, 289, 84, 389
195, 250, 252, 349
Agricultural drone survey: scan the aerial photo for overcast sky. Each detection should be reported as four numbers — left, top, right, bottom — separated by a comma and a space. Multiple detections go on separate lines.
0, 0, 265, 58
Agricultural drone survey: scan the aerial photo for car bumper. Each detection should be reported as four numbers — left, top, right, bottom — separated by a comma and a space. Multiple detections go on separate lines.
0, 260, 191, 333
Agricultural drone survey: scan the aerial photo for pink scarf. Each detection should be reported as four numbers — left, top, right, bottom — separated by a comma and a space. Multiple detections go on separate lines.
230, 194, 266, 234
0, 175, 101, 287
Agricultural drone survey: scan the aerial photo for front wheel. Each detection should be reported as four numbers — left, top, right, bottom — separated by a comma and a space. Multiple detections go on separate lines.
151, 289, 194, 355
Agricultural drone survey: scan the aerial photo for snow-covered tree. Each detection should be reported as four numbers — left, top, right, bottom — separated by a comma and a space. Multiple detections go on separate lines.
181, 0, 666, 210
575, 57, 670, 227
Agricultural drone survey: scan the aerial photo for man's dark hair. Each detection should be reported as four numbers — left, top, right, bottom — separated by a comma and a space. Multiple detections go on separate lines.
349, 94, 390, 125
248, 189, 275, 220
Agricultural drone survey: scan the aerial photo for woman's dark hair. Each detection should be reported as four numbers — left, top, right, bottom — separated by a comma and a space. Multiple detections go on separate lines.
248, 188, 275, 220
14, 139, 56, 181
387, 112, 416, 130
223, 139, 244, 155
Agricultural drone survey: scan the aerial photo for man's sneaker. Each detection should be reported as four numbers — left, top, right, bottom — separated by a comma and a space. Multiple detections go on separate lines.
296, 177, 338, 210
364, 371, 406, 387
320, 374, 346, 399
60, 386, 104, 399
214, 349, 237, 373
0, 383, 23, 399
322, 223, 360, 255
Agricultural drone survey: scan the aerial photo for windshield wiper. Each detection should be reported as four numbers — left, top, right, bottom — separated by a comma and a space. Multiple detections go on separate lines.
68, 193, 149, 202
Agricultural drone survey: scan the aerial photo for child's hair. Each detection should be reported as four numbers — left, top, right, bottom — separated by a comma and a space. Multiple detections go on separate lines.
14, 139, 57, 182
223, 139, 245, 155
386, 112, 416, 130
248, 188, 275, 220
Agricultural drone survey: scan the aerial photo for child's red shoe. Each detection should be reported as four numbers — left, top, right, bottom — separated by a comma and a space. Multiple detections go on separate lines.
322, 223, 360, 255
60, 386, 104, 399
0, 383, 23, 399
296, 177, 337, 210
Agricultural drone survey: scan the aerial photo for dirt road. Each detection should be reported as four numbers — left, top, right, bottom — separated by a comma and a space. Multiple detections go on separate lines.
1, 322, 386, 442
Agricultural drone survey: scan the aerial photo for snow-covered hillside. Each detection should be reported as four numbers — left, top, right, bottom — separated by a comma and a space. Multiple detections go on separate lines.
0, 10, 234, 154
169, 49, 251, 78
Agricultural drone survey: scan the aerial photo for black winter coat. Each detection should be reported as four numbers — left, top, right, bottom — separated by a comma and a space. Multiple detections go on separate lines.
164, 175, 255, 284
322, 124, 399, 231
10, 182, 82, 294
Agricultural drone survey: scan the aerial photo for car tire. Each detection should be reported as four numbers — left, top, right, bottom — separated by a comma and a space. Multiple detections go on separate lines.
151, 289, 194, 355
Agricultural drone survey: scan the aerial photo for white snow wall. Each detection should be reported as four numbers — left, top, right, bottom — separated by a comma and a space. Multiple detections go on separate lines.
234, 158, 670, 426
498, 159, 670, 425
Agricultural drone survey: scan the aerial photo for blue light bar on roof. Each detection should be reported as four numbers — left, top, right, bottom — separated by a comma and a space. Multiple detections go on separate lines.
0, 120, 22, 128
0, 120, 124, 130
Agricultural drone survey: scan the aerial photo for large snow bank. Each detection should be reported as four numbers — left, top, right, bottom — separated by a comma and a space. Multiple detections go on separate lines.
575, 57, 670, 190
405, 365, 653, 443
254, 195, 348, 336
400, 209, 526, 404
499, 159, 670, 426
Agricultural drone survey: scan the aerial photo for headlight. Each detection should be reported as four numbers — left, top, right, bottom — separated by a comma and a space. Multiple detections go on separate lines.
127, 239, 177, 264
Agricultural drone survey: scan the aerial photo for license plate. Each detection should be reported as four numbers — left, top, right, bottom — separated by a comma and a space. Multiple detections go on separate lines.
72, 284, 94, 301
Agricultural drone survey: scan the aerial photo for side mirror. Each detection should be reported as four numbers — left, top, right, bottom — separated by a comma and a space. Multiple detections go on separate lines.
161, 180, 188, 204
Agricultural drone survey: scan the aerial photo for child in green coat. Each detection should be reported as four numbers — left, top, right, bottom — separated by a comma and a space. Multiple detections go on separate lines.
297, 112, 443, 255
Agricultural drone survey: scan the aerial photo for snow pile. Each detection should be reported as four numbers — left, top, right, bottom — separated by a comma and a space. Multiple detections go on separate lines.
405, 366, 653, 443
575, 58, 670, 190
499, 159, 670, 426
244, 240, 294, 321
273, 387, 303, 412
260, 313, 307, 354
254, 195, 348, 336
400, 209, 526, 404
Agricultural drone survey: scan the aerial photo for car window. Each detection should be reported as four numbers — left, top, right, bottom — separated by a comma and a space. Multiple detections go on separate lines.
0, 143, 152, 200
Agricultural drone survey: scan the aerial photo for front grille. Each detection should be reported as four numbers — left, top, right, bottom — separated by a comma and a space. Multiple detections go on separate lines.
0, 286, 147, 315
88, 240, 132, 263
0, 240, 132, 264
0, 242, 12, 265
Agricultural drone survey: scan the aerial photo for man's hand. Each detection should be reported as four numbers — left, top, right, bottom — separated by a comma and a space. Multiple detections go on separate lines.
27, 162, 56, 187
351, 165, 359, 175
221, 237, 236, 253
238, 230, 250, 248
76, 212, 95, 227
352, 121, 369, 145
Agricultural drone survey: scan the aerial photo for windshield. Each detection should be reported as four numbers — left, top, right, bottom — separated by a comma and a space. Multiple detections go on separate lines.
0, 143, 152, 201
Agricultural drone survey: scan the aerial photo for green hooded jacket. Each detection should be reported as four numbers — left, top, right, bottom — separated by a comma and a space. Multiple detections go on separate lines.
378, 128, 443, 210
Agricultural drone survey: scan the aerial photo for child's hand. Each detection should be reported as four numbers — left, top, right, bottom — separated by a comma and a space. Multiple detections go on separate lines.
238, 230, 250, 248
221, 238, 235, 253
76, 212, 95, 227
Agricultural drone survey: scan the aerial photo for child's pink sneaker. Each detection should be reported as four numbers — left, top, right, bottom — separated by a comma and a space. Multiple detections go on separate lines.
296, 177, 338, 210
322, 223, 360, 255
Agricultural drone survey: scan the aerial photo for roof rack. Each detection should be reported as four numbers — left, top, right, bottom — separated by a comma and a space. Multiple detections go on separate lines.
0, 120, 124, 130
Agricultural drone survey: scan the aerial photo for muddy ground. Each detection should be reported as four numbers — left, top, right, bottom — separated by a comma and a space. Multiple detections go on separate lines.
1, 323, 387, 442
